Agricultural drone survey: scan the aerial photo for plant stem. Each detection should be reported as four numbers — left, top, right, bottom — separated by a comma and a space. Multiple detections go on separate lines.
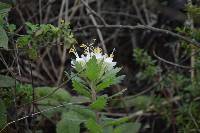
90, 82, 100, 120
90, 82, 97, 101
187, 0, 195, 83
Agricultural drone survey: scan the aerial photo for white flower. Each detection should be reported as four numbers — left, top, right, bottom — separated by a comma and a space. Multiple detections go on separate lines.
69, 44, 116, 70
104, 57, 117, 70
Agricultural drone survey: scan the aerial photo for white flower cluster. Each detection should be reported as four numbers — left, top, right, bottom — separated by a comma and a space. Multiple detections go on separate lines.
69, 44, 116, 70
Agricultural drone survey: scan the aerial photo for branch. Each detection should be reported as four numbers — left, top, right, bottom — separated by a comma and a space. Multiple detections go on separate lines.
74, 24, 200, 48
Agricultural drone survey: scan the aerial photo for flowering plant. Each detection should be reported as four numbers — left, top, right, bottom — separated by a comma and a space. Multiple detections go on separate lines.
69, 42, 125, 110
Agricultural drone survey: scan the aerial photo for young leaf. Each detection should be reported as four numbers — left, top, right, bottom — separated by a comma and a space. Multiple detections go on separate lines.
72, 80, 91, 98
17, 35, 31, 47
85, 56, 102, 81
96, 75, 125, 92
90, 95, 107, 111
85, 118, 103, 133
100, 67, 122, 82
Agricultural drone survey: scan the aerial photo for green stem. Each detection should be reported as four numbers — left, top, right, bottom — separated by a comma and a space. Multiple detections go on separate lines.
90, 82, 97, 101
90, 82, 100, 121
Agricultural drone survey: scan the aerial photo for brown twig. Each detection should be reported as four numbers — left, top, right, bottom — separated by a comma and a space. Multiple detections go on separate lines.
74, 24, 200, 48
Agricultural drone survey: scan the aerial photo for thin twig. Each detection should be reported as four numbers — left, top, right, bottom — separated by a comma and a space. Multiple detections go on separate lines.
74, 24, 200, 47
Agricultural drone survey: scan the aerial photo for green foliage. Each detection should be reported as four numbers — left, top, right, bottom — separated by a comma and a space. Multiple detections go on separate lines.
0, 26, 8, 49
0, 2, 10, 25
105, 117, 129, 127
35, 86, 71, 103
85, 118, 103, 133
71, 105, 96, 120
0, 1, 11, 49
96, 68, 125, 92
90, 95, 107, 111
133, 48, 160, 81
72, 55, 124, 95
186, 4, 200, 16
85, 56, 103, 81
0, 100, 6, 129
117, 95, 153, 110
69, 45, 126, 133
72, 80, 91, 98
16, 22, 76, 59
0, 75, 15, 87
56, 111, 82, 133
113, 122, 141, 133
57, 105, 98, 133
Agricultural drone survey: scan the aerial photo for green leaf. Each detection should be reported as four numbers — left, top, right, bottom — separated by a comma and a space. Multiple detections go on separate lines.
90, 95, 107, 111
8, 24, 16, 32
73, 62, 84, 74
0, 99, 6, 129
17, 35, 31, 47
56, 111, 82, 133
96, 75, 125, 92
72, 80, 91, 98
35, 86, 71, 103
85, 118, 103, 133
27, 48, 38, 60
0, 26, 8, 49
25, 22, 39, 34
0, 75, 15, 87
113, 122, 141, 133
85, 56, 102, 81
100, 67, 121, 82
71, 105, 96, 120
35, 86, 71, 116
105, 117, 129, 126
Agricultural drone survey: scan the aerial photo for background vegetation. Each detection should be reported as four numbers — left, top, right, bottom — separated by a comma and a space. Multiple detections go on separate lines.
1, 0, 200, 132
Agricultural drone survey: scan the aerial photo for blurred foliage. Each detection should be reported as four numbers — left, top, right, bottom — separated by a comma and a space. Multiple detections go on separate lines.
17, 22, 76, 59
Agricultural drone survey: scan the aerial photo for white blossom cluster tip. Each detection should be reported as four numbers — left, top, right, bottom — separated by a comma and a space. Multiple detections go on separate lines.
69, 43, 116, 69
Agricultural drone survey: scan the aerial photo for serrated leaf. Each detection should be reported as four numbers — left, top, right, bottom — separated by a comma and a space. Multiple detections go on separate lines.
0, 26, 8, 49
56, 111, 82, 133
100, 67, 122, 82
72, 80, 91, 98
90, 96, 107, 110
96, 77, 115, 92
0, 99, 6, 129
85, 118, 103, 133
96, 75, 125, 92
113, 122, 141, 133
0, 74, 15, 87
85, 56, 102, 81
